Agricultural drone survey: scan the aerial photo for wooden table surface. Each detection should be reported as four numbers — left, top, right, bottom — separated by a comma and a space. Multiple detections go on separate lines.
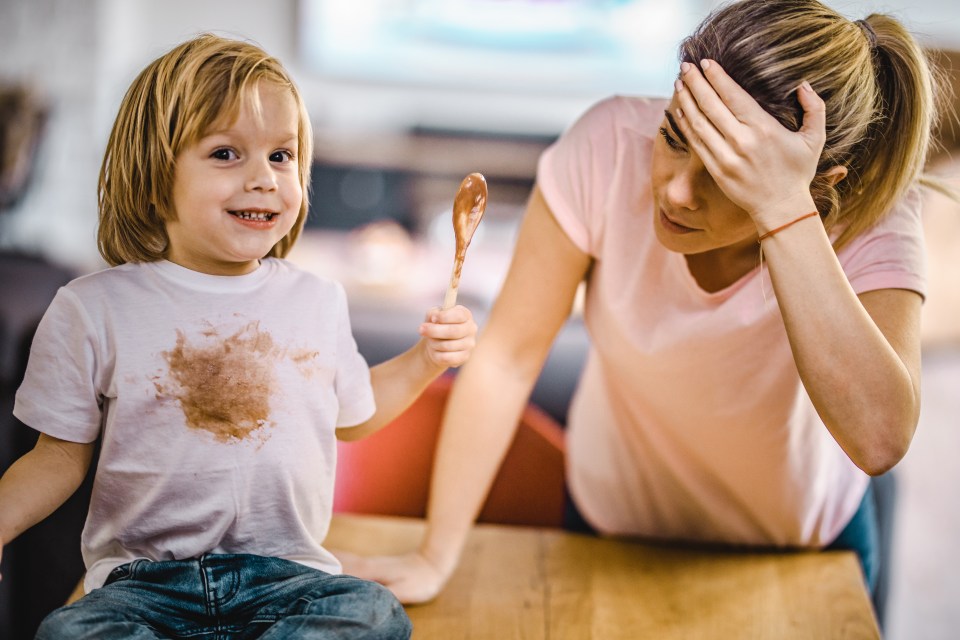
327, 514, 880, 639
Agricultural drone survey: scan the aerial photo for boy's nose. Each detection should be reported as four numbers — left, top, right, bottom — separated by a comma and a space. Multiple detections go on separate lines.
245, 159, 278, 192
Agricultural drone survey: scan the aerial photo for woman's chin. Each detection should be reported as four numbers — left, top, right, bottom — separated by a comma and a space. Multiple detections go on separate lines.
653, 219, 701, 254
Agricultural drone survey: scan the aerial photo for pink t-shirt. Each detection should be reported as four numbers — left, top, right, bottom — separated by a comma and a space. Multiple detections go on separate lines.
538, 96, 926, 548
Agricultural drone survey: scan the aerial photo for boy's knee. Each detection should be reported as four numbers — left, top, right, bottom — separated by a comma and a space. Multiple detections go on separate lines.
35, 599, 154, 640
350, 579, 412, 639
314, 577, 411, 639
35, 605, 90, 640
35, 608, 68, 640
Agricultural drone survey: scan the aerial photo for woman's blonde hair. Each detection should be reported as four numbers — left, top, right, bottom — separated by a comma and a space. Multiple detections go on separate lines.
681, 0, 948, 250
97, 33, 313, 265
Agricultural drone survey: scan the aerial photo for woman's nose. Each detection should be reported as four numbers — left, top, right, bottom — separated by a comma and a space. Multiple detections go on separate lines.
664, 166, 702, 211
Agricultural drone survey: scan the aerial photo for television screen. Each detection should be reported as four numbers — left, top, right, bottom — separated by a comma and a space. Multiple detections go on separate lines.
297, 0, 960, 135
298, 0, 708, 135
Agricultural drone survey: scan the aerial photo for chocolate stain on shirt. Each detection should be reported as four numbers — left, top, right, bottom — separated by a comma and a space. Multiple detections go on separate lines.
154, 322, 281, 444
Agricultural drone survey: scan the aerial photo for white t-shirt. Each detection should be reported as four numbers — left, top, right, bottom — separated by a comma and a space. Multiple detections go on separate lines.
14, 258, 375, 591
538, 96, 927, 548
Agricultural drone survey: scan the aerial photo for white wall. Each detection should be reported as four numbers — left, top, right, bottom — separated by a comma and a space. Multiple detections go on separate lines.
1, 0, 102, 269
828, 0, 960, 47
0, 0, 957, 271
0, 0, 299, 271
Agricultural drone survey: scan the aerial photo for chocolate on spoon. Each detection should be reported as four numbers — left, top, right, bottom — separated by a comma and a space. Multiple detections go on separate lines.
443, 172, 487, 309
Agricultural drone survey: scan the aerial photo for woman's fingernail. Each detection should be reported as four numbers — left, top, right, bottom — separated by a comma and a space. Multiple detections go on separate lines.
700, 59, 711, 70
680, 61, 691, 74
676, 108, 684, 120
674, 78, 684, 93
801, 80, 813, 92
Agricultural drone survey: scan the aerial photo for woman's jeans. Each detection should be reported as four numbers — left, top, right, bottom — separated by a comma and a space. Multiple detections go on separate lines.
563, 482, 879, 592
825, 481, 880, 593
35, 554, 412, 640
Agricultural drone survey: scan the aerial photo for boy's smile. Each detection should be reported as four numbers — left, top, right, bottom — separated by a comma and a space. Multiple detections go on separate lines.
166, 82, 302, 276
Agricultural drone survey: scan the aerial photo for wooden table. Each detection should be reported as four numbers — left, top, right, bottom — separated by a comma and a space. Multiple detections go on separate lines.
327, 514, 880, 639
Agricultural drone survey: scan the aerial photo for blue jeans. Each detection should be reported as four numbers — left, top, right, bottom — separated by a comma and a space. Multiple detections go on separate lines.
563, 483, 879, 593
35, 554, 412, 640
825, 481, 879, 592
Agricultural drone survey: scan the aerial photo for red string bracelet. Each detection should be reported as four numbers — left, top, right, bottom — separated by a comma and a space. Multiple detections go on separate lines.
757, 211, 819, 242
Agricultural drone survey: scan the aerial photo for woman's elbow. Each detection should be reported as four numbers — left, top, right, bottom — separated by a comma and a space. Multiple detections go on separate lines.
851, 415, 918, 477
858, 452, 902, 477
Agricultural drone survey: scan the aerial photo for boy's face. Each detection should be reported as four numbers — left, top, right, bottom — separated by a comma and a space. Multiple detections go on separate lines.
166, 82, 302, 276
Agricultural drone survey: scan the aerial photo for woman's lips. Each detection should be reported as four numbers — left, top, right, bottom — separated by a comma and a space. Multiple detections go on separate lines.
659, 209, 698, 234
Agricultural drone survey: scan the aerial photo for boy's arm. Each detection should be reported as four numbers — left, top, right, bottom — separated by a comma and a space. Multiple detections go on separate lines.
0, 434, 95, 578
337, 305, 477, 442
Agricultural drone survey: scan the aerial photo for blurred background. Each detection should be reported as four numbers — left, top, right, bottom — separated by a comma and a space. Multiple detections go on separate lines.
0, 1, 958, 639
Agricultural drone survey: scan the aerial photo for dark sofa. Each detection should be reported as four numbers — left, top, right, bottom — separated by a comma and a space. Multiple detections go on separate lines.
0, 83, 95, 640
0, 251, 92, 640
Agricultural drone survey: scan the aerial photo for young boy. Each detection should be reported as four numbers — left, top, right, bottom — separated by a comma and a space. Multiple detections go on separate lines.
0, 34, 476, 639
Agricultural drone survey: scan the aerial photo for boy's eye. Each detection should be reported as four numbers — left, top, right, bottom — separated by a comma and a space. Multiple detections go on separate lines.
211, 148, 238, 161
658, 127, 686, 153
270, 149, 296, 163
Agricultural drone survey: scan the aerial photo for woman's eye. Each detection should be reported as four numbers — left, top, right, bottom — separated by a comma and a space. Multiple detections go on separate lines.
211, 148, 238, 161
658, 127, 686, 153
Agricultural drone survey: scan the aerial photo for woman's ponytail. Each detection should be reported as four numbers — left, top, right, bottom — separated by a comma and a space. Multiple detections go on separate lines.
831, 14, 942, 250
681, 1, 949, 251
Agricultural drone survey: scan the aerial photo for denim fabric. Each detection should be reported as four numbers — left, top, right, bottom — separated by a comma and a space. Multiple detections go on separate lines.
826, 481, 879, 593
563, 483, 879, 593
35, 554, 411, 640
562, 488, 598, 535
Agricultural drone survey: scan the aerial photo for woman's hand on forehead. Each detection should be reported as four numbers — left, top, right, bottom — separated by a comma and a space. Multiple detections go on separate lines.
671, 59, 825, 233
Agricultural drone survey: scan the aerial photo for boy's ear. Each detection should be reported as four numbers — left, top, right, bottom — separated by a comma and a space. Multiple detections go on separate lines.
823, 165, 848, 187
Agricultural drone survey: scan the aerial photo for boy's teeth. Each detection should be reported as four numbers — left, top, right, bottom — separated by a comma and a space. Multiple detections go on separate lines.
232, 211, 274, 221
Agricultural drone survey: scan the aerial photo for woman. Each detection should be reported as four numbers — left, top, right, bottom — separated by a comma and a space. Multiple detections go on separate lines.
343, 0, 946, 606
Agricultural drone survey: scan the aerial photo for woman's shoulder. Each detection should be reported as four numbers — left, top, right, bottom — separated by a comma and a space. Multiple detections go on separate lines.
549, 95, 667, 163
841, 185, 924, 249
551, 96, 667, 166
836, 185, 927, 294
574, 95, 669, 134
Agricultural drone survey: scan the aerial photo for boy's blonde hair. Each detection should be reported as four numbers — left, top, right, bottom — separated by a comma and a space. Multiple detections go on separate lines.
681, 0, 948, 251
98, 34, 313, 265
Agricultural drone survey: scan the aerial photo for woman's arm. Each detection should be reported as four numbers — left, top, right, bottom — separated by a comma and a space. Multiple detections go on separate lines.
674, 60, 921, 474
340, 187, 591, 603
423, 187, 591, 573
0, 434, 95, 579
337, 305, 477, 442
763, 231, 921, 475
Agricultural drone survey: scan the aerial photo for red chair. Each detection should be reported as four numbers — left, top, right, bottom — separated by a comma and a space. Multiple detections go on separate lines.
334, 375, 567, 527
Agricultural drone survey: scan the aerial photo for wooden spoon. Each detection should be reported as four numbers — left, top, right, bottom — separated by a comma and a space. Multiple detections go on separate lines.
443, 172, 488, 309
